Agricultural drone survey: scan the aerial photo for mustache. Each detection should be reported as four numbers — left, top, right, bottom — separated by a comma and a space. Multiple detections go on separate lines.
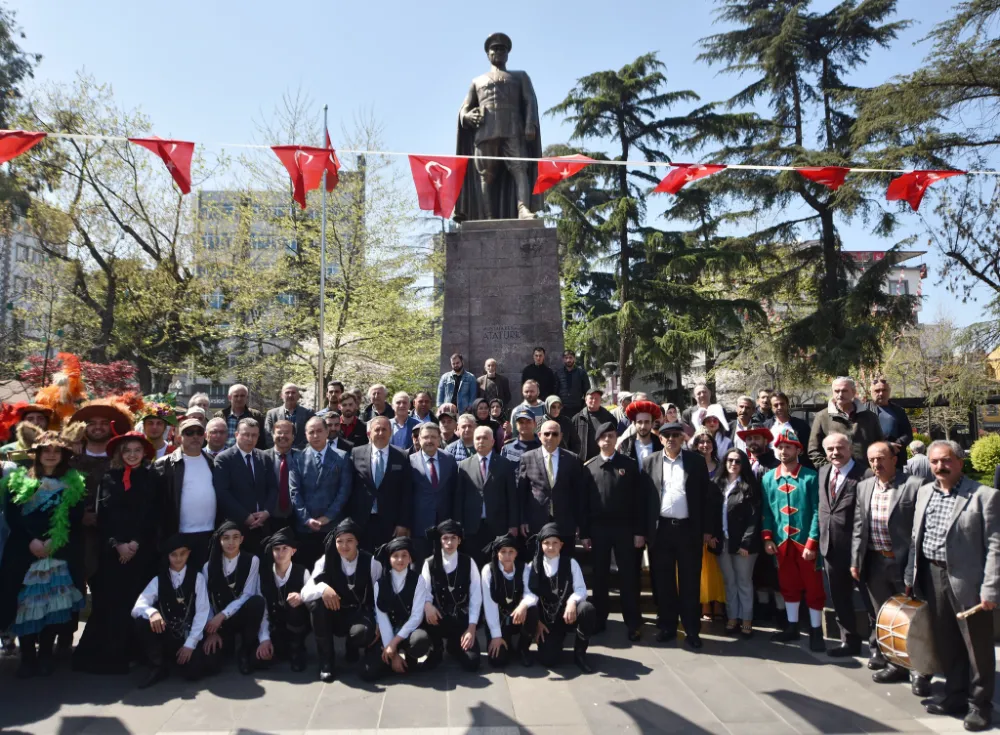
934, 467, 952, 475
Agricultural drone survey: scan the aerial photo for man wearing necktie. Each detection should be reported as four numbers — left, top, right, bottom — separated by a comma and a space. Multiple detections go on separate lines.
213, 418, 278, 554
516, 420, 585, 540
455, 426, 518, 567
818, 432, 870, 657
409, 423, 458, 565
264, 420, 300, 532
350, 417, 412, 553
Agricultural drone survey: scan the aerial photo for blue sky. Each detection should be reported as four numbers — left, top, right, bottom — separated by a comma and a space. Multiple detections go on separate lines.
10, 0, 994, 325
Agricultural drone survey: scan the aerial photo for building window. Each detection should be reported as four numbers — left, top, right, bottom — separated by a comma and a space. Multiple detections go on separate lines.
207, 290, 224, 309
15, 244, 28, 262
276, 293, 297, 306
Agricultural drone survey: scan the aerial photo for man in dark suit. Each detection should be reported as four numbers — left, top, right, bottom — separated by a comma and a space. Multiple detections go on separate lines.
263, 383, 315, 449
642, 421, 711, 650
516, 419, 585, 539
263, 419, 300, 532
454, 425, 518, 566
348, 416, 412, 552
581, 422, 646, 642
213, 417, 278, 553
818, 431, 869, 657
906, 441, 1000, 732
409, 422, 458, 563
322, 411, 354, 453
289, 417, 353, 569
850, 441, 928, 694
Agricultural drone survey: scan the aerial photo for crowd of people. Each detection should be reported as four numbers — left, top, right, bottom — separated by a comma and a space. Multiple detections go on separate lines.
0, 350, 996, 731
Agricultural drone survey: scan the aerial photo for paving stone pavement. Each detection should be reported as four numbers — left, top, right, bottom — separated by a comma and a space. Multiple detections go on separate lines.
0, 616, 996, 734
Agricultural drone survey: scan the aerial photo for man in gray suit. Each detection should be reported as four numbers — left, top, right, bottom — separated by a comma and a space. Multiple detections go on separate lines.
454, 426, 518, 566
905, 440, 1000, 732
850, 441, 928, 694
264, 383, 315, 450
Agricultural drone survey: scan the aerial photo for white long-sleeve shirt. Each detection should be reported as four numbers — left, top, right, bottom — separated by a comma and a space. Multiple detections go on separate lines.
131, 566, 210, 650
300, 553, 382, 604
202, 554, 260, 619
481, 562, 538, 639
374, 569, 427, 646
258, 563, 312, 643
522, 556, 587, 608
421, 552, 482, 626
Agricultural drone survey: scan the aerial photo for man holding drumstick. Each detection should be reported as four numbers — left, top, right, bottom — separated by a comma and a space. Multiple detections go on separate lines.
906, 440, 1000, 732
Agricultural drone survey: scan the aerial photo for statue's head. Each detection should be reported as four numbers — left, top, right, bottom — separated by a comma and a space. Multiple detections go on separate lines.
484, 32, 512, 66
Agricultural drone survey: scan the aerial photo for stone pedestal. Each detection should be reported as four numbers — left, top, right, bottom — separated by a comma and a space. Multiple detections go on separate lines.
440, 219, 563, 379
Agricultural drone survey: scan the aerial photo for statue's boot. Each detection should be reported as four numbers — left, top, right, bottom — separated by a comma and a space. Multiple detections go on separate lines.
517, 202, 536, 219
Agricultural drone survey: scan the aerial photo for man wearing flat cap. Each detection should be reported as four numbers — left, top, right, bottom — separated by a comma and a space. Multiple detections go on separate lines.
455, 32, 543, 221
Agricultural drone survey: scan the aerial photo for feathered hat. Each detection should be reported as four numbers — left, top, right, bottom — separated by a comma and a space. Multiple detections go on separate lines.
33, 353, 88, 428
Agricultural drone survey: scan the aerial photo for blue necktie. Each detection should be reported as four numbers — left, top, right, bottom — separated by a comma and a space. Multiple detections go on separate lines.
374, 450, 385, 487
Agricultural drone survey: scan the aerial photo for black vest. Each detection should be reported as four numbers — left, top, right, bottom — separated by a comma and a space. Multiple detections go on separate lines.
376, 568, 419, 631
208, 551, 254, 613
320, 550, 375, 613
528, 557, 573, 625
429, 552, 471, 618
488, 560, 524, 619
260, 562, 307, 628
156, 565, 198, 640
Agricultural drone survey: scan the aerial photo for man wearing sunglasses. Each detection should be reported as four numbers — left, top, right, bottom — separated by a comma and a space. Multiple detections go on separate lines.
154, 417, 218, 569
517, 420, 585, 539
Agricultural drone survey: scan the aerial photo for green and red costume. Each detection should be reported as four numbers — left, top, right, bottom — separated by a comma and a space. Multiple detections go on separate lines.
761, 463, 825, 611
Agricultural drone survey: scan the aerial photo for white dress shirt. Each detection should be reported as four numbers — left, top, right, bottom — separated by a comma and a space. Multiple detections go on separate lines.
420, 551, 482, 626
202, 554, 261, 619
635, 438, 655, 470
830, 459, 855, 498
300, 553, 382, 603
660, 452, 689, 518
258, 563, 313, 642
541, 447, 560, 483
131, 566, 210, 650
520, 555, 587, 607
481, 562, 538, 639
374, 569, 428, 645
770, 419, 793, 447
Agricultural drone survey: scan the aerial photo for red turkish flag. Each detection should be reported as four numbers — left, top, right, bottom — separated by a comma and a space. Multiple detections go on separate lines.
797, 166, 849, 191
408, 155, 468, 218
272, 146, 332, 209
324, 130, 341, 192
533, 154, 594, 194
886, 170, 964, 211
0, 130, 46, 165
653, 164, 726, 194
129, 137, 195, 195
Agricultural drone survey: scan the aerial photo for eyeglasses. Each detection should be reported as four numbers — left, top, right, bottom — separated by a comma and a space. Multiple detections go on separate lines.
540, 431, 559, 437
726, 458, 742, 465
182, 428, 205, 437
663, 433, 684, 440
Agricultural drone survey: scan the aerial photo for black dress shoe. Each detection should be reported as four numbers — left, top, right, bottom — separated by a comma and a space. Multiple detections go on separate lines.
872, 666, 909, 684
290, 654, 307, 672
655, 629, 677, 643
827, 642, 861, 657
574, 651, 594, 674
964, 708, 991, 732
627, 629, 641, 642
519, 649, 534, 667
137, 666, 168, 689
15, 658, 38, 679
868, 655, 887, 670
319, 665, 335, 683
770, 623, 799, 642
926, 700, 969, 717
911, 675, 931, 697
808, 627, 826, 652
237, 653, 253, 675
685, 634, 703, 650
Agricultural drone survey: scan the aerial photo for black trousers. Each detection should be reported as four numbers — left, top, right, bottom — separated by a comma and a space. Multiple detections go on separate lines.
309, 602, 378, 664
824, 554, 861, 644
652, 517, 702, 636
218, 596, 266, 655
537, 600, 596, 667
488, 606, 539, 669
263, 601, 310, 660
133, 618, 218, 679
296, 532, 327, 572
591, 524, 641, 632
919, 559, 995, 712
465, 526, 495, 569
861, 550, 905, 659
360, 627, 432, 680
359, 515, 392, 554
183, 531, 214, 572
424, 612, 481, 671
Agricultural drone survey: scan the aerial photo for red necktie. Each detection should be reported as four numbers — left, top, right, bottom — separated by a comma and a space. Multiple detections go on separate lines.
429, 457, 439, 488
278, 453, 290, 512
831, 467, 840, 500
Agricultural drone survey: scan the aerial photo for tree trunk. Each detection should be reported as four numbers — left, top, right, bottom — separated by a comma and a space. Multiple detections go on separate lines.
617, 118, 632, 389
90, 274, 116, 363
819, 208, 844, 346
135, 357, 153, 395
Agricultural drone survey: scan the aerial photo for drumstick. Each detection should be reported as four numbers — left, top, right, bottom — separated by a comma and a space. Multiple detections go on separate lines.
957, 603, 986, 620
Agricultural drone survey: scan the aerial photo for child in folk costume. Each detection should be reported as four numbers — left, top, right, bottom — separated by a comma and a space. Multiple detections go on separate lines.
131, 534, 218, 688
527, 522, 597, 673
302, 517, 382, 682
0, 430, 86, 678
481, 533, 538, 668
201, 521, 265, 674
362, 535, 431, 680
761, 428, 826, 651
420, 519, 482, 672
255, 527, 310, 672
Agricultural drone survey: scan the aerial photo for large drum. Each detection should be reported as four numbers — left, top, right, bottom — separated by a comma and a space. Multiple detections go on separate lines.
875, 594, 941, 674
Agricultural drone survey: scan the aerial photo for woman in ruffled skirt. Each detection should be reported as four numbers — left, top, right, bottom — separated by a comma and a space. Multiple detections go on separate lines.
0, 429, 87, 677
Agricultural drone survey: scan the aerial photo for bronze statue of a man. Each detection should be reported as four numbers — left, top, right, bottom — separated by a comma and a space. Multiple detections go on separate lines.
454, 33, 543, 222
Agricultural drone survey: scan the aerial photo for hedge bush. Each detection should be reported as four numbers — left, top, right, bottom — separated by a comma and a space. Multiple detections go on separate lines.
970, 433, 1000, 474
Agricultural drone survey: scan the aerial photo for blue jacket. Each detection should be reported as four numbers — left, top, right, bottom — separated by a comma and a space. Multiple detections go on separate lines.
289, 445, 353, 533
409, 450, 458, 534
436, 370, 478, 414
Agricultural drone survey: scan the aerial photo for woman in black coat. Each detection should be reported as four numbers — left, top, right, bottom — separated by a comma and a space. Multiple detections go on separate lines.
713, 448, 761, 638
72, 432, 160, 674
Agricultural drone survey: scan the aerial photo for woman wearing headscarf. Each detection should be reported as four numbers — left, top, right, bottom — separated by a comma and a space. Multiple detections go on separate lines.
470, 398, 504, 447
542, 396, 578, 453
73, 431, 159, 674
481, 533, 537, 668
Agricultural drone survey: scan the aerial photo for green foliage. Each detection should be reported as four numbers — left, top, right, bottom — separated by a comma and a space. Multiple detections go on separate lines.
970, 432, 1000, 473
0, 4, 41, 214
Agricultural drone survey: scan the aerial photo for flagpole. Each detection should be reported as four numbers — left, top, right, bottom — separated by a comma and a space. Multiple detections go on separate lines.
318, 104, 328, 407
